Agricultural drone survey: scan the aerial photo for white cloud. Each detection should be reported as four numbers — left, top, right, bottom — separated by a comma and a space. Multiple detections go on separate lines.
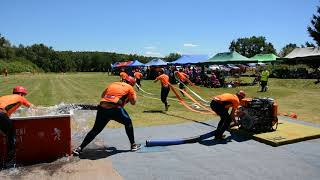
183, 43, 199, 47
108, 49, 117, 52
144, 46, 156, 50
145, 51, 161, 57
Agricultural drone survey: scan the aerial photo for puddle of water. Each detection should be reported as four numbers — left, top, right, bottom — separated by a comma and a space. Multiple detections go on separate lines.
0, 156, 78, 178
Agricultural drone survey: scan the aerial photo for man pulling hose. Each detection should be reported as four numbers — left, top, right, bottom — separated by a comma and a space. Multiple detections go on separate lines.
154, 69, 170, 111
174, 68, 189, 97
73, 76, 141, 155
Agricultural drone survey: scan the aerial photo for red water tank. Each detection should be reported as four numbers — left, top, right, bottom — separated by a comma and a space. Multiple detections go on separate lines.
0, 115, 71, 165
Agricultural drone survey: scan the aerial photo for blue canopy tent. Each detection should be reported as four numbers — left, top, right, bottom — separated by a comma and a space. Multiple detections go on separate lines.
169, 55, 209, 65
128, 60, 145, 67
145, 58, 167, 66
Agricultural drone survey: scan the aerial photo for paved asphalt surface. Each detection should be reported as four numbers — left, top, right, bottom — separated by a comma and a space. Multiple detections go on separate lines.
80, 117, 320, 180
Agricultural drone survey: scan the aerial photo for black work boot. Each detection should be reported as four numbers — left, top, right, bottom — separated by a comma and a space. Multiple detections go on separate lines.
165, 104, 170, 111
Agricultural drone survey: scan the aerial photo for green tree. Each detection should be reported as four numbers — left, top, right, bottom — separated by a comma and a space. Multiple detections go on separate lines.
26, 44, 56, 72
164, 53, 181, 62
15, 44, 27, 57
0, 34, 14, 59
305, 41, 316, 47
0, 34, 160, 72
307, 6, 320, 46
279, 43, 298, 57
229, 36, 276, 58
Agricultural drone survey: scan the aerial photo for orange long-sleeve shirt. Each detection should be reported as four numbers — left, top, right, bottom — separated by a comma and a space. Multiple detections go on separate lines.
120, 72, 128, 80
134, 72, 143, 79
0, 94, 31, 116
213, 93, 240, 109
156, 74, 170, 87
176, 71, 188, 82
100, 82, 136, 107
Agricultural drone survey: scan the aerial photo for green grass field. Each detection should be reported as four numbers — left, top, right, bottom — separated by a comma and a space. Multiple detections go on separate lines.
1, 72, 319, 127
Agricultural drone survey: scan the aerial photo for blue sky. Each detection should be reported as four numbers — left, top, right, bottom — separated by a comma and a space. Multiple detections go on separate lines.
1, 0, 318, 57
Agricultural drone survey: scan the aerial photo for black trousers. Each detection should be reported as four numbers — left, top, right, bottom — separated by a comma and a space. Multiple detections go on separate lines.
260, 81, 268, 92
136, 79, 141, 87
210, 100, 232, 138
179, 82, 185, 90
161, 86, 170, 106
0, 112, 16, 161
79, 106, 135, 149
179, 82, 187, 96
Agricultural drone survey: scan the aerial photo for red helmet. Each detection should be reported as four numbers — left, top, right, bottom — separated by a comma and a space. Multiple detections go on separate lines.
125, 76, 136, 86
13, 86, 28, 95
236, 90, 246, 99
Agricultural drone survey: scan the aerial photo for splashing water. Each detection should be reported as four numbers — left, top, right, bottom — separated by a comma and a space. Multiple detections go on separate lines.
1, 166, 21, 176
71, 109, 98, 145
12, 103, 98, 140
0, 103, 102, 176
11, 103, 97, 117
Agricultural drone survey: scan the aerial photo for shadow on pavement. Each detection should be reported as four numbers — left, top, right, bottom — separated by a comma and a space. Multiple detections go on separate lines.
199, 137, 231, 146
79, 147, 130, 160
229, 132, 252, 142
163, 112, 216, 128
199, 133, 252, 146
142, 109, 215, 128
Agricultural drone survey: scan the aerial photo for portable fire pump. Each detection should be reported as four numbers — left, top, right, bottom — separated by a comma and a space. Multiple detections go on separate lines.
237, 97, 278, 133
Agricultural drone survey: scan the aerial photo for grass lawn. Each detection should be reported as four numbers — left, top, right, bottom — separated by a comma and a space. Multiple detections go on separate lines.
0, 72, 319, 127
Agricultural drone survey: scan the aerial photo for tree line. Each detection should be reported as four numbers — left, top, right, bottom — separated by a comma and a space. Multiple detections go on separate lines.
0, 36, 158, 73
0, 34, 184, 73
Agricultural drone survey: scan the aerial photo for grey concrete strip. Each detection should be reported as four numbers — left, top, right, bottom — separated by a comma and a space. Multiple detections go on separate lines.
278, 116, 320, 128
88, 119, 320, 180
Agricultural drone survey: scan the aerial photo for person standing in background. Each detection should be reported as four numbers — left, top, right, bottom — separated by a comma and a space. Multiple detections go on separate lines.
260, 67, 270, 92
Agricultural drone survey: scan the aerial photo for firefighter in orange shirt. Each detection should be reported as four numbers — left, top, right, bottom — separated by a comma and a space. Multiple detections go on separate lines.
134, 69, 143, 90
175, 68, 189, 96
154, 69, 170, 111
0, 86, 35, 166
210, 90, 246, 140
119, 69, 128, 82
73, 76, 140, 155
